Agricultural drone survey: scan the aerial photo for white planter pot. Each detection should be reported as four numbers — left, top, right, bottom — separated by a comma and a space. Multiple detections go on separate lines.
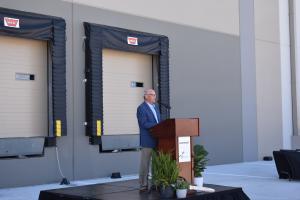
194, 177, 204, 188
176, 189, 187, 198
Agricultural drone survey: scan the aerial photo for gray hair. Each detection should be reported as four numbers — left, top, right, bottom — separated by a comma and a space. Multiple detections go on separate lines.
144, 89, 155, 96
144, 89, 155, 99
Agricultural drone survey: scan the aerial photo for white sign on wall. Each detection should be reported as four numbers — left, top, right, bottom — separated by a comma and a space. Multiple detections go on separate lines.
178, 136, 191, 163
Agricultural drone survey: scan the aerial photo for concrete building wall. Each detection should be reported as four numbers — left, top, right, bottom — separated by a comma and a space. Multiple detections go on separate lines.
254, 0, 293, 159
239, 0, 258, 162
291, 0, 300, 148
72, 3, 242, 180
67, 0, 240, 36
0, 0, 242, 188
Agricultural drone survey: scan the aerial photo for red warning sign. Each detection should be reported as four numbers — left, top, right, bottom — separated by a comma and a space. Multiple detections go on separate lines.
127, 36, 138, 46
4, 17, 20, 28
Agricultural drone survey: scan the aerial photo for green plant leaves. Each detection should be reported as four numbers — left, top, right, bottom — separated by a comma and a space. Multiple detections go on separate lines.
175, 177, 189, 189
193, 145, 209, 177
152, 150, 179, 189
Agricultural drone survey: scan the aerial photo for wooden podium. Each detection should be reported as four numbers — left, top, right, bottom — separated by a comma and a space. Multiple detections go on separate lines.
150, 118, 200, 183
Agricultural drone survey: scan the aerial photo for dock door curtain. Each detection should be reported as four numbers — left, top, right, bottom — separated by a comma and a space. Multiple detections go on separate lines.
84, 23, 170, 140
0, 7, 67, 137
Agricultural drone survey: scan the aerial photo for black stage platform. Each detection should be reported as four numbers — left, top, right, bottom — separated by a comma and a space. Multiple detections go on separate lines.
39, 179, 250, 200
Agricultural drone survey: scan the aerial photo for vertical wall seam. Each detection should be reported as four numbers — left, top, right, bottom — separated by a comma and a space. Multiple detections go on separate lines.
289, 0, 298, 137
71, 0, 75, 180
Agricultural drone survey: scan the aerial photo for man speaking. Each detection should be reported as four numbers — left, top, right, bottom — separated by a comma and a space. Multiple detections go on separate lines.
136, 89, 161, 192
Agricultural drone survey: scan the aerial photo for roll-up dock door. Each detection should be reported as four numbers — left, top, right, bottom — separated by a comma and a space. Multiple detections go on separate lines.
103, 49, 152, 136
0, 36, 47, 138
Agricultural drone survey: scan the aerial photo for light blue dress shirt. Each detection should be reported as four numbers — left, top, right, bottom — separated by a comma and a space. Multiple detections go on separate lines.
146, 102, 158, 123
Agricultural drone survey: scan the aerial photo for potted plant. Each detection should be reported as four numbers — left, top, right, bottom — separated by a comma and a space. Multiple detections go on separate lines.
152, 150, 179, 199
193, 144, 208, 188
175, 177, 189, 198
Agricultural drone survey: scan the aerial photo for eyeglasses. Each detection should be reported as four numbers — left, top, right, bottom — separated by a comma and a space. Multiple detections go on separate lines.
146, 93, 156, 96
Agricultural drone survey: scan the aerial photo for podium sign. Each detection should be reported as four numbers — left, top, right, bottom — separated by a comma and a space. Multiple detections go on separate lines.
178, 136, 191, 163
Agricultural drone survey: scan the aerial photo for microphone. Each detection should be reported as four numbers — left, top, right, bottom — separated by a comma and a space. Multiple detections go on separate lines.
157, 100, 171, 110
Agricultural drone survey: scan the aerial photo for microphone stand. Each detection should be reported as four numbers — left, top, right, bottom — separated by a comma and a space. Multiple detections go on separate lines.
157, 101, 171, 119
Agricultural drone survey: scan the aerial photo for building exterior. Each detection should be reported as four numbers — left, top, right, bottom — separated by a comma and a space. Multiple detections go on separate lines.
0, 0, 299, 188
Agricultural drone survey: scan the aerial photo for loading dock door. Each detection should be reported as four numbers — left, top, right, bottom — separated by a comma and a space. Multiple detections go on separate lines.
103, 49, 152, 135
0, 35, 47, 138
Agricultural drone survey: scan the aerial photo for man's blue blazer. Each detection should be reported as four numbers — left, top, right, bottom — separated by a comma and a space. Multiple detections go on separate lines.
137, 102, 161, 148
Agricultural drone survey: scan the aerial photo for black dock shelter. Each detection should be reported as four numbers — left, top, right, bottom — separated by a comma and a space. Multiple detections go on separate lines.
0, 7, 67, 143
84, 23, 170, 147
